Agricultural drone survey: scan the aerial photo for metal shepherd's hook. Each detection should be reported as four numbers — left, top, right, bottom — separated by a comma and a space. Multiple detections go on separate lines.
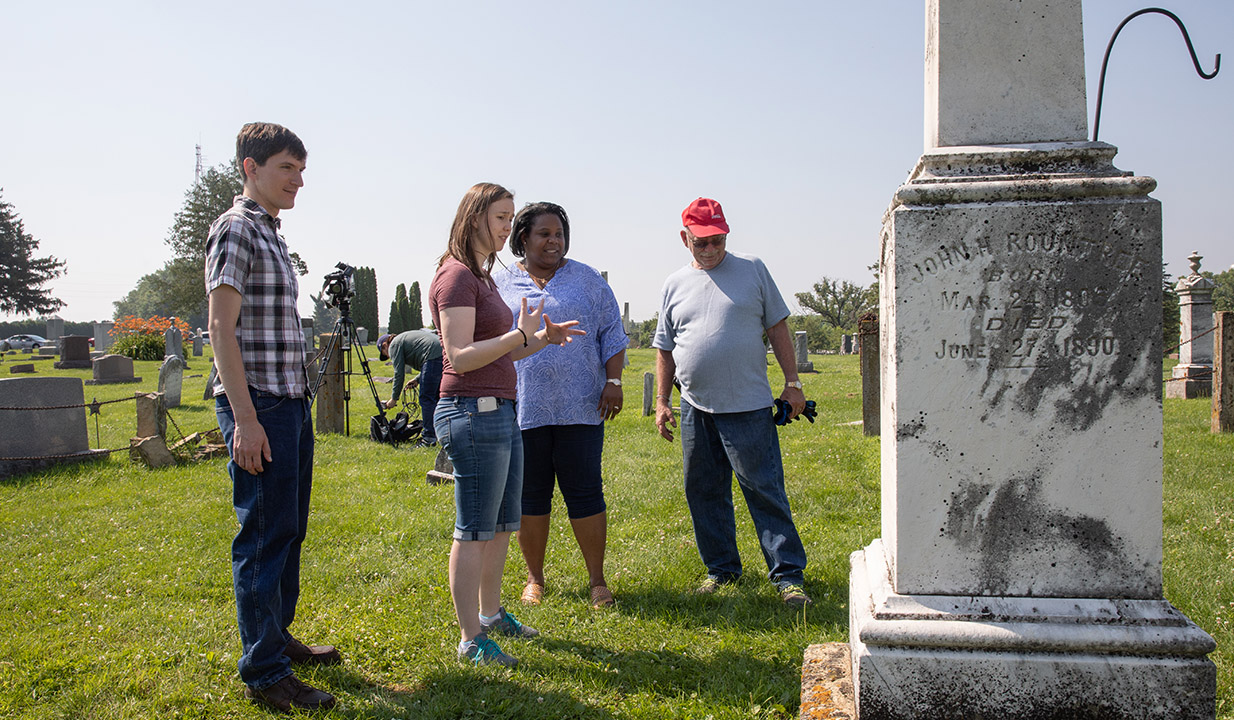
1093, 7, 1221, 142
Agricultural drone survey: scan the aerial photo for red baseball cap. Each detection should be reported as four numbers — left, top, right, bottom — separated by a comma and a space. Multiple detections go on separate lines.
681, 197, 730, 237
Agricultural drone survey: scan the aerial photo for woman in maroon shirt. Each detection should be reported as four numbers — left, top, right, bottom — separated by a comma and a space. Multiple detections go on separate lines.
429, 182, 582, 667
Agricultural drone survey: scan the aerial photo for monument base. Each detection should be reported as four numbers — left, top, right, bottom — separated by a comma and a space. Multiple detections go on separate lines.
1166, 365, 1213, 399
849, 540, 1215, 720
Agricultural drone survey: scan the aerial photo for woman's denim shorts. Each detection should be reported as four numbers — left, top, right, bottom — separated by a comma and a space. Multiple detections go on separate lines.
434, 396, 522, 541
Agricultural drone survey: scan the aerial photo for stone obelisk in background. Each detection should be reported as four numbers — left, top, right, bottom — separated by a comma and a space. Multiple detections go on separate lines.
848, 1, 1216, 718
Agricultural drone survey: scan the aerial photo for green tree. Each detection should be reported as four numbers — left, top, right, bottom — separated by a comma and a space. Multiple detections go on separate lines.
113, 260, 197, 322
0, 190, 66, 316
1162, 264, 1180, 356
408, 281, 423, 329
1211, 267, 1234, 313
351, 266, 379, 336
785, 314, 843, 353
312, 291, 339, 336
794, 276, 874, 331
388, 283, 410, 335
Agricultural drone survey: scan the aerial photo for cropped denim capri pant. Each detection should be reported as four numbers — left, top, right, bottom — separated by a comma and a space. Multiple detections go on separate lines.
434, 396, 523, 541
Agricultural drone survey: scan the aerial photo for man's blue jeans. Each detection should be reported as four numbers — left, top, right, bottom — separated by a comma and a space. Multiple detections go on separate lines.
419, 358, 442, 442
216, 389, 314, 690
679, 399, 807, 586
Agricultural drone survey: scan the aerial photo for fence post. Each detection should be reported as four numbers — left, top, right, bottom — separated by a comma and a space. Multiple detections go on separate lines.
643, 372, 654, 417
1213, 312, 1233, 433
859, 312, 880, 437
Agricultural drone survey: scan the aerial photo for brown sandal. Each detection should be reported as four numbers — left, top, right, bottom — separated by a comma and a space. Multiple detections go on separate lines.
521, 581, 544, 605
590, 584, 614, 608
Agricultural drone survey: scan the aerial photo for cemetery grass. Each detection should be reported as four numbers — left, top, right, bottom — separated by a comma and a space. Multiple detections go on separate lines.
0, 350, 1227, 718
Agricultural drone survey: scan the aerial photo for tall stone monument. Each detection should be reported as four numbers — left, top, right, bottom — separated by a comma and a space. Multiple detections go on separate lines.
1166, 251, 1215, 399
45, 316, 64, 351
848, 2, 1215, 718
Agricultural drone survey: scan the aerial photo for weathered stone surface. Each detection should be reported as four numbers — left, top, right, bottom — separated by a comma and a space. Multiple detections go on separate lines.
642, 371, 654, 417
164, 326, 183, 360
850, 542, 1215, 720
158, 356, 185, 408
130, 435, 176, 468
879, 146, 1163, 599
1168, 252, 1215, 399
54, 335, 92, 369
859, 314, 879, 437
1214, 312, 1234, 433
203, 364, 218, 401
192, 331, 203, 357
799, 643, 854, 720
926, 0, 1087, 148
10, 364, 35, 374
316, 333, 345, 434
135, 392, 167, 439
86, 354, 140, 385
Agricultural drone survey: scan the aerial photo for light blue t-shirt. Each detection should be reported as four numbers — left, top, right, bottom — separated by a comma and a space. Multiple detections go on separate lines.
494, 259, 629, 430
652, 251, 790, 414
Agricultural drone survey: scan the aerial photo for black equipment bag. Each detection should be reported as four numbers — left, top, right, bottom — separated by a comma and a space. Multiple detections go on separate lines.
370, 411, 423, 446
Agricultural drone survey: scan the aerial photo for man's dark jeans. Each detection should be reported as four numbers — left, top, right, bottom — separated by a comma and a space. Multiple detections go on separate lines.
679, 399, 807, 586
216, 389, 314, 690
419, 358, 442, 442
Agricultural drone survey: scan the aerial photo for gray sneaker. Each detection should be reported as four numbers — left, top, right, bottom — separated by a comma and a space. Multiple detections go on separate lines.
778, 582, 812, 606
480, 606, 540, 638
458, 632, 518, 667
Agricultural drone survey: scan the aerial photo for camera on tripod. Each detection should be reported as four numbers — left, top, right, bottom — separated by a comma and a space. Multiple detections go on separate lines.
322, 262, 356, 308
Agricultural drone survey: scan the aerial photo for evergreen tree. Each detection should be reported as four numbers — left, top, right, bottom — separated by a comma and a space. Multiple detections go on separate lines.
351, 266, 380, 337
388, 283, 410, 335
0, 189, 66, 316
312, 291, 339, 337
409, 281, 423, 329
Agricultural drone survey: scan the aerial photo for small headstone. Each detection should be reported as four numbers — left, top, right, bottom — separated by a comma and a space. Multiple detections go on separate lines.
45, 317, 64, 351
426, 446, 454, 485
38, 347, 57, 357
164, 326, 183, 360
130, 435, 176, 468
93, 322, 114, 353
357, 327, 369, 346
203, 364, 218, 401
10, 364, 35, 374
795, 331, 814, 373
192, 331, 203, 357
135, 392, 167, 439
54, 336, 92, 369
86, 354, 141, 385
158, 356, 186, 408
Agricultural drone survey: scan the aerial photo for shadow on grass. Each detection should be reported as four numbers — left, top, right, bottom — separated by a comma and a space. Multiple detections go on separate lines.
319, 665, 620, 719
598, 577, 849, 632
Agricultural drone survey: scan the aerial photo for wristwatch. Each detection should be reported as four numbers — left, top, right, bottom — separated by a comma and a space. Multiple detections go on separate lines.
785, 380, 803, 389
606, 378, 622, 386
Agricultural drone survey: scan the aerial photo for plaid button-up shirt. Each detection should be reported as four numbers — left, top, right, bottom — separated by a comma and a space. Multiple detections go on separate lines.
204, 196, 309, 398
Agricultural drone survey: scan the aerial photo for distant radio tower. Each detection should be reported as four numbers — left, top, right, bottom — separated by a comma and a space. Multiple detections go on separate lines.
195, 143, 204, 184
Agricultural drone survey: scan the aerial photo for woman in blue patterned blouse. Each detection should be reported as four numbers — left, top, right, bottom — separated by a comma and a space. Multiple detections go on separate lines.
494, 202, 628, 608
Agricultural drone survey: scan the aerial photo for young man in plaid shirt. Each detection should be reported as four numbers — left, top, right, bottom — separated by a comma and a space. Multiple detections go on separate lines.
205, 122, 338, 712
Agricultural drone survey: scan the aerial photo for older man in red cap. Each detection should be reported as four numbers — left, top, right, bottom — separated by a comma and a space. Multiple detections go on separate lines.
652, 197, 811, 606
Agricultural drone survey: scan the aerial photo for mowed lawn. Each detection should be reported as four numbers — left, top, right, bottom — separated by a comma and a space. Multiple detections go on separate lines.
0, 348, 1229, 719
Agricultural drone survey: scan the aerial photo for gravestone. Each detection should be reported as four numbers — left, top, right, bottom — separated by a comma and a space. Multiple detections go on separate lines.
1215, 312, 1233, 433
0, 377, 109, 479
1167, 251, 1215, 399
45, 317, 64, 351
164, 326, 183, 360
642, 372, 654, 417
10, 364, 35, 374
93, 321, 114, 353
135, 392, 167, 439
844, 2, 1215, 718
192, 329, 203, 357
301, 318, 315, 351
794, 331, 814, 373
859, 313, 879, 437
357, 327, 369, 346
38, 347, 57, 356
158, 356, 186, 408
54, 336, 92, 369
840, 334, 853, 355
86, 354, 141, 385
203, 363, 218, 401
426, 446, 454, 485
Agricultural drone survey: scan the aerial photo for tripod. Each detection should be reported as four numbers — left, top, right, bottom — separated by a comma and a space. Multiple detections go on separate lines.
309, 297, 389, 439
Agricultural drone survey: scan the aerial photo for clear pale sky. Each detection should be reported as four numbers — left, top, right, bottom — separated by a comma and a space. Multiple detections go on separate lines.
2, 1, 1230, 326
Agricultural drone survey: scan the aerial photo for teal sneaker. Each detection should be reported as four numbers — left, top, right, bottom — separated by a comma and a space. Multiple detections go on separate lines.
458, 632, 517, 667
480, 606, 540, 638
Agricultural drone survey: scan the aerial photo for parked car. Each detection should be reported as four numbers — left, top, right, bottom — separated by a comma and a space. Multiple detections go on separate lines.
4, 334, 49, 350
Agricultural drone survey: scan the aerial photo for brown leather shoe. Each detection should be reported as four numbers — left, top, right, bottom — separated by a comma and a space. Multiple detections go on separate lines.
283, 637, 342, 666
245, 673, 336, 712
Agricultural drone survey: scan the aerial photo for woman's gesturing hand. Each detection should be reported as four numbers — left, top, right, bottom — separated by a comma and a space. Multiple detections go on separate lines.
518, 297, 585, 347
